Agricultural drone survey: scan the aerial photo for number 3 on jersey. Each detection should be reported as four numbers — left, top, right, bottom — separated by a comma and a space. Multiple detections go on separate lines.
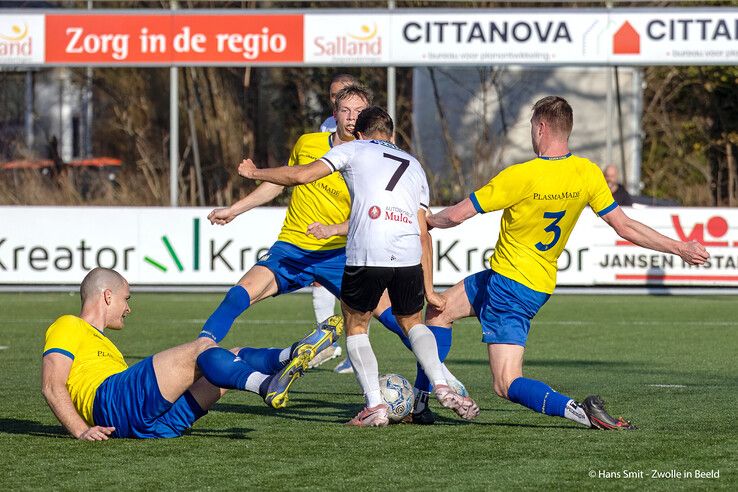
535, 211, 566, 252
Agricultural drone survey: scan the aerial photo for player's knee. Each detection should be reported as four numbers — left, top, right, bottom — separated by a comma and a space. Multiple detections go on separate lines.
194, 337, 216, 354
425, 306, 451, 327
492, 379, 510, 399
492, 374, 519, 400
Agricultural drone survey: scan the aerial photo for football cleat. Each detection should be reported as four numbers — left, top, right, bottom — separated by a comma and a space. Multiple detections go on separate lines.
262, 351, 311, 409
292, 315, 344, 365
333, 357, 354, 374
307, 343, 342, 369
581, 395, 637, 430
434, 384, 480, 420
346, 404, 390, 427
402, 406, 436, 425
402, 389, 435, 425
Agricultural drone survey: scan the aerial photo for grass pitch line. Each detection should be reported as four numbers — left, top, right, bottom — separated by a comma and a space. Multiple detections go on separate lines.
0, 345, 8, 350
648, 384, 687, 388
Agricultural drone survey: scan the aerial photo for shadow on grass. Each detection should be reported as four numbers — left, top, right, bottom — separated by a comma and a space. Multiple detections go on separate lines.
450, 358, 639, 369
212, 398, 488, 427
187, 427, 255, 440
0, 418, 68, 438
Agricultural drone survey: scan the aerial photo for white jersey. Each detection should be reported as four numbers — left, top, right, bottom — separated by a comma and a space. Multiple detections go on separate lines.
320, 115, 337, 133
320, 139, 429, 267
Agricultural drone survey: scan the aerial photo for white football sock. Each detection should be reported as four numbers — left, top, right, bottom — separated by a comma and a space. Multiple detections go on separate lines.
441, 363, 459, 386
407, 324, 447, 388
564, 399, 592, 427
278, 347, 291, 364
346, 333, 382, 407
312, 285, 336, 322
244, 372, 268, 393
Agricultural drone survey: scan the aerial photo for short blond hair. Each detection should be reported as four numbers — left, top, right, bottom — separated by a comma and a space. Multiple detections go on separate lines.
532, 96, 573, 136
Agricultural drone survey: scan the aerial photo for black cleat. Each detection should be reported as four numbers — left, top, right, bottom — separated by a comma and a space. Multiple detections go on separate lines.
402, 390, 436, 425
402, 406, 436, 425
581, 395, 637, 430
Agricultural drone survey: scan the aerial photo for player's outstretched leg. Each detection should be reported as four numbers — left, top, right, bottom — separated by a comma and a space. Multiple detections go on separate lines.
237, 315, 343, 376
405, 323, 479, 421
295, 315, 344, 364
263, 315, 344, 408
308, 285, 342, 368
195, 346, 311, 410
261, 351, 312, 409
344, 333, 390, 427
581, 395, 637, 430
506, 377, 636, 430
376, 307, 467, 424
196, 346, 272, 395
199, 286, 251, 342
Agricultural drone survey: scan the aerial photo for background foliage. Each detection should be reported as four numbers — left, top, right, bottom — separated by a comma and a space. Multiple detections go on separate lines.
0, 2, 736, 207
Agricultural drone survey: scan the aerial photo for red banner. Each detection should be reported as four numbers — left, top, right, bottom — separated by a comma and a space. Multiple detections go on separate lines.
45, 14, 303, 64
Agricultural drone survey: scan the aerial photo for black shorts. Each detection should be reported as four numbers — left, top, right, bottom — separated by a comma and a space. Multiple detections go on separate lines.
340, 264, 424, 316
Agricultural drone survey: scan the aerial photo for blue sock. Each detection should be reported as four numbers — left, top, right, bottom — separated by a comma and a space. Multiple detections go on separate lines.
414, 325, 453, 392
237, 347, 285, 375
507, 377, 570, 417
199, 286, 251, 342
196, 347, 257, 390
377, 307, 412, 350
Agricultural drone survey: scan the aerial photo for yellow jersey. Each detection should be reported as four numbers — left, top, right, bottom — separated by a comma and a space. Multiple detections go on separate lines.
471, 154, 616, 294
42, 315, 128, 426
277, 132, 351, 250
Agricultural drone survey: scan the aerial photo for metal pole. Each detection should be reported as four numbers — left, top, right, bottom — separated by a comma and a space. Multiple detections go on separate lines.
188, 107, 205, 206
24, 71, 34, 150
614, 66, 627, 187
84, 0, 93, 157
169, 1, 179, 206
170, 67, 179, 207
631, 67, 643, 195
605, 67, 613, 168
387, 0, 396, 126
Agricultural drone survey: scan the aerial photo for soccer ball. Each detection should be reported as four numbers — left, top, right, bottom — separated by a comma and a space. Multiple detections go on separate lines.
379, 373, 414, 423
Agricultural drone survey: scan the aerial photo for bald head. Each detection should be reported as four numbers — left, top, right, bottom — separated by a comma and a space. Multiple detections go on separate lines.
80, 267, 128, 305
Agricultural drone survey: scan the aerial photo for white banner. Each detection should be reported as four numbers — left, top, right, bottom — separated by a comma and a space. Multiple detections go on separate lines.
388, 11, 606, 66
0, 14, 44, 65
304, 8, 738, 66
303, 13, 391, 65
608, 9, 738, 65
1, 206, 736, 287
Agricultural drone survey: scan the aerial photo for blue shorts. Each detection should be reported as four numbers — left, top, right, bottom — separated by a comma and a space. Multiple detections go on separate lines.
256, 241, 346, 297
92, 356, 206, 439
464, 269, 550, 347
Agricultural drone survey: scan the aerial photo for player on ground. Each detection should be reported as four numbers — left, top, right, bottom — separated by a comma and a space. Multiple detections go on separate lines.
41, 268, 342, 439
238, 107, 480, 426
311, 73, 358, 370
425, 96, 710, 430
205, 86, 464, 408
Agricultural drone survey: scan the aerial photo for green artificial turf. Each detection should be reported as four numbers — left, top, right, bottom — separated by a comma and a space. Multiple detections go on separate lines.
0, 292, 735, 490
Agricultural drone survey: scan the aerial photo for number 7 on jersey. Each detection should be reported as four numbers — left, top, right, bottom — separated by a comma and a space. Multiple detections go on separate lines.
383, 153, 410, 192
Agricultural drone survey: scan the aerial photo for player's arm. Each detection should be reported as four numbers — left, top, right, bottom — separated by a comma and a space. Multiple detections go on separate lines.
207, 181, 284, 226
419, 209, 446, 310
41, 353, 115, 441
600, 207, 709, 265
426, 198, 478, 230
306, 220, 349, 239
238, 158, 332, 186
